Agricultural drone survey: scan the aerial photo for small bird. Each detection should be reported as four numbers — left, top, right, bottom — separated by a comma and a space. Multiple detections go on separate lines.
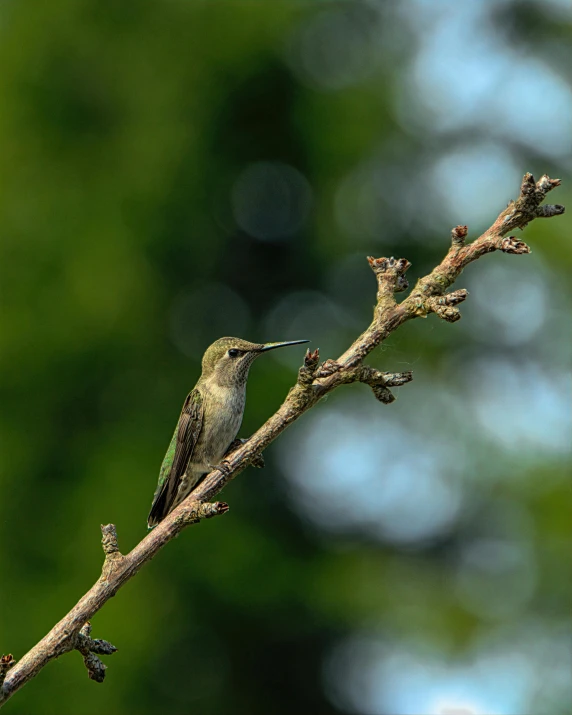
147, 337, 308, 527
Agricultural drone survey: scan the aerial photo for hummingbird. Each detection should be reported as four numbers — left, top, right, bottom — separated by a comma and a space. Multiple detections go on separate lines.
147, 337, 308, 527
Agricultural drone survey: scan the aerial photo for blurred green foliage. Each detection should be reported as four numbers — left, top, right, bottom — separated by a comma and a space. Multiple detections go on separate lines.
1, 1, 571, 714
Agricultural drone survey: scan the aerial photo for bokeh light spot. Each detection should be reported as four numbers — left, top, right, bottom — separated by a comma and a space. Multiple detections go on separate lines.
231, 161, 312, 241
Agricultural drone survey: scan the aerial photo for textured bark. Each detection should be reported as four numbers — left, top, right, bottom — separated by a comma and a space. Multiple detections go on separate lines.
0, 173, 564, 707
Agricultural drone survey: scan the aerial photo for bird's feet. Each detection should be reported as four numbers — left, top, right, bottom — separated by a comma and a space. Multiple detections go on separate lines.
209, 460, 232, 477
226, 438, 265, 468
249, 452, 265, 469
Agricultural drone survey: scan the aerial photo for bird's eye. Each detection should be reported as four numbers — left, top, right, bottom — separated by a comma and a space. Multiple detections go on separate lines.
228, 349, 241, 358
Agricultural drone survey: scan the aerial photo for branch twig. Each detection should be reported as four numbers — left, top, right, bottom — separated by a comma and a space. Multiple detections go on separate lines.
0, 173, 563, 708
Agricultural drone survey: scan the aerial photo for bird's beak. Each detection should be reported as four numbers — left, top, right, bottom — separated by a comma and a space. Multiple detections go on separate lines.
259, 340, 309, 352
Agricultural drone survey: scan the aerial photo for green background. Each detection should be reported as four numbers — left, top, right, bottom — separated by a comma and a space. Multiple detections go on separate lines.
1, 2, 571, 714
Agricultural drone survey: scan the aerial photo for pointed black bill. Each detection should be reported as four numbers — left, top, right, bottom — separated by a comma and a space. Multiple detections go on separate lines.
259, 340, 309, 352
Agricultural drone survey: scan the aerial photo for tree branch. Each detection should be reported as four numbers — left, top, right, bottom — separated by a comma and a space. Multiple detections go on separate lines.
0, 173, 564, 708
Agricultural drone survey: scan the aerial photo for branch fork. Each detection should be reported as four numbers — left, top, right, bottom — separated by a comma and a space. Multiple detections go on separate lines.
495, 173, 563, 234
356, 366, 413, 404
74, 623, 117, 684
367, 255, 411, 309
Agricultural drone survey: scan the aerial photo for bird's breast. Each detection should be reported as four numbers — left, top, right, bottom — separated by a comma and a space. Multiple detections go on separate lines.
196, 384, 245, 468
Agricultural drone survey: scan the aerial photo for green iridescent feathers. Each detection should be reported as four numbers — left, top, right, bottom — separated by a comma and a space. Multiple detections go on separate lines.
147, 389, 204, 528
156, 425, 178, 491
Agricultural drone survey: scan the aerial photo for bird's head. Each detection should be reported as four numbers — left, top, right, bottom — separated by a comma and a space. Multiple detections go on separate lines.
201, 337, 308, 387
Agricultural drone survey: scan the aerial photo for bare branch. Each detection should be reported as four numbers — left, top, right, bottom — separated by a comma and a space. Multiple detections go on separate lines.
0, 173, 564, 708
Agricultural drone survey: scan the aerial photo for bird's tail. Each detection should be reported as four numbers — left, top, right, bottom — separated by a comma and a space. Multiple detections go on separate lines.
147, 482, 172, 529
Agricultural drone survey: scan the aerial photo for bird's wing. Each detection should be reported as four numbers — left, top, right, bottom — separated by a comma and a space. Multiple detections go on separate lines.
147, 388, 204, 527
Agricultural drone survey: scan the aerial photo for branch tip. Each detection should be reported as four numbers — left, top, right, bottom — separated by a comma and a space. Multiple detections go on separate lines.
436, 289, 468, 306
304, 347, 320, 369
88, 640, 118, 656
535, 173, 561, 198
536, 204, 565, 218
350, 366, 412, 404
174, 499, 229, 527
199, 501, 229, 519
367, 255, 411, 273
500, 236, 530, 255
451, 225, 468, 245
100, 524, 121, 556
420, 289, 468, 323
84, 652, 107, 683
371, 385, 395, 404
431, 306, 462, 322
368, 255, 411, 296
100, 524, 125, 579
381, 370, 413, 387
298, 347, 320, 387
496, 172, 563, 235
521, 172, 536, 196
